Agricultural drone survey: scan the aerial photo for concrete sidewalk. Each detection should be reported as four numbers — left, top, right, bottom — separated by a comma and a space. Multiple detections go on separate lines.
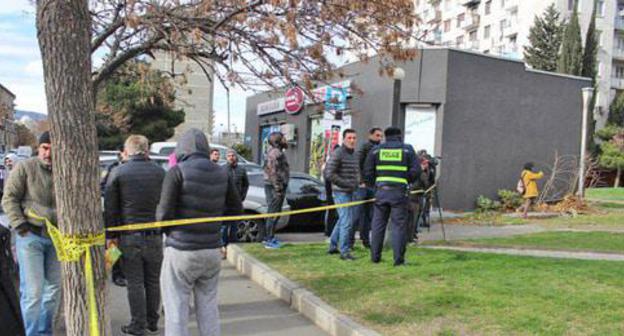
108, 262, 328, 336
421, 245, 624, 261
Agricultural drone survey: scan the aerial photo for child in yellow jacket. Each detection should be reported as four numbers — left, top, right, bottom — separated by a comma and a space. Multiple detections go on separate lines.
518, 162, 544, 218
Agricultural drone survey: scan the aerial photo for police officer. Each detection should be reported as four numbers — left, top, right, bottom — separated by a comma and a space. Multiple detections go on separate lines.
364, 127, 420, 266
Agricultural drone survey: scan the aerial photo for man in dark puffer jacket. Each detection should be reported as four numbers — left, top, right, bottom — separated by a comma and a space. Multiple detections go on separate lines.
157, 128, 241, 336
104, 135, 165, 336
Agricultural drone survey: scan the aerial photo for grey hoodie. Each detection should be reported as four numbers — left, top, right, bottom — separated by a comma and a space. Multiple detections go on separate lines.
157, 129, 242, 250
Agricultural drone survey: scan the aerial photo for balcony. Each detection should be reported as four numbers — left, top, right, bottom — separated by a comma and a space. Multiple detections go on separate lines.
503, 20, 518, 37
421, 10, 441, 23
612, 77, 624, 90
468, 40, 480, 50
616, 17, 624, 31
461, 0, 480, 7
462, 14, 480, 30
614, 48, 624, 61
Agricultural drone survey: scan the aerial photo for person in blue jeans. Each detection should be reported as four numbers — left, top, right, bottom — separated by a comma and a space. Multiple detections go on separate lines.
2, 131, 60, 336
325, 129, 359, 260
262, 132, 290, 249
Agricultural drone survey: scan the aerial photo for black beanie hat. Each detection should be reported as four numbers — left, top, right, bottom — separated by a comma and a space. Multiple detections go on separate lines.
38, 131, 51, 145
384, 127, 402, 138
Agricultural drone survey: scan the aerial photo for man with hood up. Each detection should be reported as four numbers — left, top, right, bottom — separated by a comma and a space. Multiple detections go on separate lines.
262, 132, 290, 249
157, 129, 242, 336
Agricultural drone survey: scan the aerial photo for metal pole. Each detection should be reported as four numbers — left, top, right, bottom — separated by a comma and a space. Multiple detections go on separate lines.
227, 88, 231, 134
391, 79, 401, 126
579, 88, 594, 199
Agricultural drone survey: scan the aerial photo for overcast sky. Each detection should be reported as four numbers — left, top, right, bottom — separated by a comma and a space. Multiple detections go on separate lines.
0, 0, 250, 133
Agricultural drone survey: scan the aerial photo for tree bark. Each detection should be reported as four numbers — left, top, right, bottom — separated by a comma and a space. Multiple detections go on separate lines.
616, 167, 621, 188
36, 1, 110, 335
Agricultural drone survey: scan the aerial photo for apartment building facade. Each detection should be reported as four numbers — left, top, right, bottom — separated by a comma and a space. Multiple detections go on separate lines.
416, 0, 624, 128
151, 52, 215, 140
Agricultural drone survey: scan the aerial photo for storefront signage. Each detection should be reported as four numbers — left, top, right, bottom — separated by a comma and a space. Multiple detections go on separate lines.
285, 87, 305, 114
257, 97, 285, 116
307, 80, 352, 104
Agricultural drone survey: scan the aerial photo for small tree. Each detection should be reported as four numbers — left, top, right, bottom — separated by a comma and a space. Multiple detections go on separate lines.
608, 92, 624, 127
557, 1, 584, 76
96, 62, 185, 149
599, 132, 624, 187
14, 123, 37, 149
581, 1, 598, 80
524, 4, 564, 72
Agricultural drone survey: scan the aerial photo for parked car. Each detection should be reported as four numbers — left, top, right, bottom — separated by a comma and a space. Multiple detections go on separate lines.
149, 141, 262, 173
97, 153, 277, 240
240, 172, 337, 241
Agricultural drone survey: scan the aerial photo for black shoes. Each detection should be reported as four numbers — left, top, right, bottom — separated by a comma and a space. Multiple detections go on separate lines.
362, 241, 371, 249
113, 276, 127, 287
121, 325, 145, 336
327, 248, 339, 255
340, 253, 356, 261
393, 261, 406, 267
145, 325, 159, 335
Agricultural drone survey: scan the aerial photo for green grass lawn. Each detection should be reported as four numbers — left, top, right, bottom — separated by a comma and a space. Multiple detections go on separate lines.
586, 187, 624, 202
434, 231, 624, 254
244, 244, 624, 336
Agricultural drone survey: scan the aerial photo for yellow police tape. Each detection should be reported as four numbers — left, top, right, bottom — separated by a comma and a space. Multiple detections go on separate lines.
107, 184, 437, 232
27, 211, 104, 336
27, 184, 436, 335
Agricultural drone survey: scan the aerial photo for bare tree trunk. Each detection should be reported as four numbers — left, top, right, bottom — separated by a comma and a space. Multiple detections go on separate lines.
615, 167, 621, 188
36, 1, 110, 335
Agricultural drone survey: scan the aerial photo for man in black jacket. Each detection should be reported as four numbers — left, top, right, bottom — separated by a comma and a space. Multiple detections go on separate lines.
222, 149, 249, 249
157, 129, 242, 336
105, 135, 166, 336
350, 127, 383, 248
325, 129, 359, 260
364, 127, 420, 266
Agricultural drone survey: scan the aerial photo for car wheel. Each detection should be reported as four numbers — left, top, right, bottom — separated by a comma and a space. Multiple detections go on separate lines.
237, 215, 264, 242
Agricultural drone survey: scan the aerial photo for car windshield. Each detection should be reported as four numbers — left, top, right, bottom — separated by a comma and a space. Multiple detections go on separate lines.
288, 177, 322, 194
158, 147, 175, 155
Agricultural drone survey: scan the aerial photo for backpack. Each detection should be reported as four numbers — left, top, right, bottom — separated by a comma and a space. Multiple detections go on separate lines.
516, 172, 526, 195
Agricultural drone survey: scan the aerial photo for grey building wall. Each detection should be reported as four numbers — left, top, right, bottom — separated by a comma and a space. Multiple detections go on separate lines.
440, 49, 591, 209
245, 48, 591, 210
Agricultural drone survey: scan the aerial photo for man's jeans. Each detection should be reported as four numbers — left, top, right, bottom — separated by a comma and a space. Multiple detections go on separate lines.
161, 246, 221, 336
350, 187, 373, 246
264, 184, 286, 241
119, 234, 163, 331
15, 232, 61, 336
329, 191, 354, 255
220, 222, 238, 246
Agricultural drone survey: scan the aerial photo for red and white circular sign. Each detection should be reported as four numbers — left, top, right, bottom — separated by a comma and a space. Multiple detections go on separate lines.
284, 87, 304, 115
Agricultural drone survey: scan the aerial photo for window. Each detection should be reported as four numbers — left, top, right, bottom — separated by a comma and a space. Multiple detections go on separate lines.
499, 19, 507, 33
469, 30, 477, 41
444, 19, 451, 32
568, 0, 574, 10
615, 65, 624, 79
457, 13, 465, 27
598, 62, 603, 77
485, 0, 491, 14
456, 35, 464, 47
597, 0, 605, 16
484, 25, 491, 39
500, 0, 505, 8
595, 30, 602, 45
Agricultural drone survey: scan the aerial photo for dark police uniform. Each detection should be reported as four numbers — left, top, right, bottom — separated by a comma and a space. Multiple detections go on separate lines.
363, 134, 420, 265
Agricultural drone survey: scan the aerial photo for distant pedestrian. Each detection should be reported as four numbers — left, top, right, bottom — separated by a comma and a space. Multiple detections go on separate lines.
104, 135, 166, 336
222, 149, 249, 258
157, 129, 242, 336
262, 132, 290, 249
517, 162, 544, 219
210, 148, 220, 163
350, 127, 383, 249
326, 129, 359, 260
2, 131, 59, 336
0, 153, 17, 199
364, 127, 420, 266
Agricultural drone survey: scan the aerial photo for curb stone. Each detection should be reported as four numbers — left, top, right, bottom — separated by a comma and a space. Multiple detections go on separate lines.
227, 244, 382, 336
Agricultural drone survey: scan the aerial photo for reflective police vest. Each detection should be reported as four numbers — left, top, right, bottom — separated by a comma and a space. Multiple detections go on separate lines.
375, 146, 410, 185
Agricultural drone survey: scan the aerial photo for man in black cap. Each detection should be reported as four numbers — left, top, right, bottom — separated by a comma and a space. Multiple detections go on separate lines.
2, 131, 60, 336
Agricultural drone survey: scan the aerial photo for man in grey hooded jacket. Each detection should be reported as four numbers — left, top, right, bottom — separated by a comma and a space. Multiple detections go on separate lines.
157, 129, 241, 336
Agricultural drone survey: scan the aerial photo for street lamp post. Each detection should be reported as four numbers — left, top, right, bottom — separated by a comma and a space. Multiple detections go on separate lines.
385, 67, 406, 249
391, 67, 405, 127
579, 87, 594, 199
